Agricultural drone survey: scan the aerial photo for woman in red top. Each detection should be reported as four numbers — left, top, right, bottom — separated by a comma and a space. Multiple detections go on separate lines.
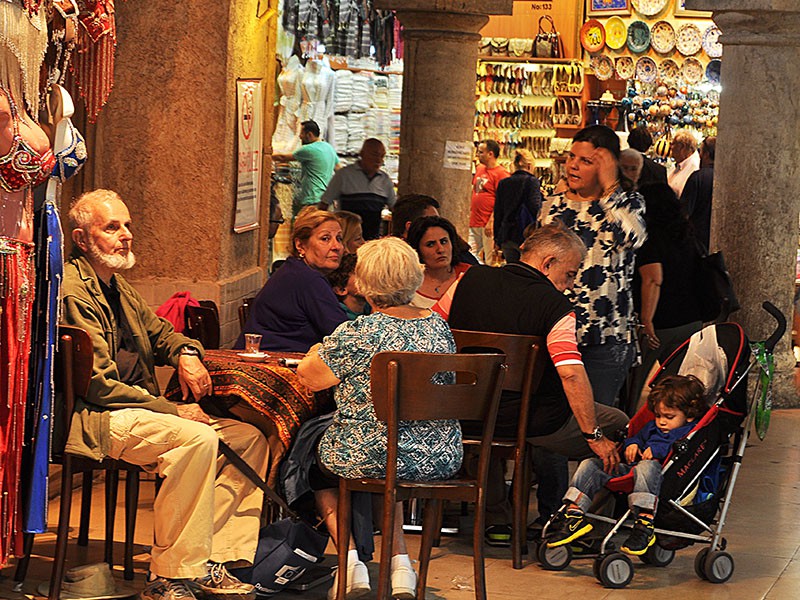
407, 216, 471, 318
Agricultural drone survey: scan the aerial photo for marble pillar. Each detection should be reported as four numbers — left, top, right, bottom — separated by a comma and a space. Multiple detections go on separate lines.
689, 0, 800, 406
375, 0, 513, 233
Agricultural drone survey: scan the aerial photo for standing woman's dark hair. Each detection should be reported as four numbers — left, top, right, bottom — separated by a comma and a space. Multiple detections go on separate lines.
638, 183, 693, 242
407, 216, 461, 268
572, 125, 635, 192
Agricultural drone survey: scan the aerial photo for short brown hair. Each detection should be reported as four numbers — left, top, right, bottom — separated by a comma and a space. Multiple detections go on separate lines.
647, 374, 708, 420
291, 207, 341, 258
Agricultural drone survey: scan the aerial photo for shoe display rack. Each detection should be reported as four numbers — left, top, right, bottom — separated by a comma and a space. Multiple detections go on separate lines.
475, 57, 586, 190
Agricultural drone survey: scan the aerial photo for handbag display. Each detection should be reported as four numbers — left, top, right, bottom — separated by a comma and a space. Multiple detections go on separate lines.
535, 15, 564, 58
693, 240, 741, 322
219, 441, 329, 597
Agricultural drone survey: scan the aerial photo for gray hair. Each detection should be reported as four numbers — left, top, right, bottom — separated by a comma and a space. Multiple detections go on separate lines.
355, 237, 424, 308
520, 222, 587, 261
620, 148, 643, 167
69, 189, 124, 230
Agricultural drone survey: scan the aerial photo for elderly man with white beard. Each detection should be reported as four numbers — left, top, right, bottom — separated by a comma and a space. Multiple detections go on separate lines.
62, 189, 266, 600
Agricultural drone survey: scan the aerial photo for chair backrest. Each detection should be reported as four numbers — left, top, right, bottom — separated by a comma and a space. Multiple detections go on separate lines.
56, 325, 95, 454
186, 302, 220, 349
370, 351, 506, 484
238, 297, 255, 332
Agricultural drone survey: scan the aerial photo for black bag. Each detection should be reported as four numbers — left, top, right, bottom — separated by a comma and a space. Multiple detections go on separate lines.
535, 15, 564, 58
218, 441, 328, 597
694, 241, 740, 322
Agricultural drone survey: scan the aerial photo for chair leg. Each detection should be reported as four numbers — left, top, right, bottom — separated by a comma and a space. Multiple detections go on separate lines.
50, 457, 75, 600
105, 470, 119, 567
78, 472, 93, 546
433, 500, 443, 548
473, 495, 488, 600
124, 470, 140, 580
13, 532, 35, 584
417, 499, 442, 599
336, 482, 352, 600
511, 450, 531, 569
378, 490, 396, 600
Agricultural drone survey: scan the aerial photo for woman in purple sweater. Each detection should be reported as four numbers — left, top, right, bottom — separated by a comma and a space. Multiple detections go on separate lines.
236, 208, 347, 352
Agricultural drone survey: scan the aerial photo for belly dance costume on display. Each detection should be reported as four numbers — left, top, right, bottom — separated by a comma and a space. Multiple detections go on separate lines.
0, 84, 54, 566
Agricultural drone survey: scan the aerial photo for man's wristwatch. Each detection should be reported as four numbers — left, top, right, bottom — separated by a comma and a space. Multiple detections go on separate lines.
582, 426, 604, 442
179, 345, 200, 357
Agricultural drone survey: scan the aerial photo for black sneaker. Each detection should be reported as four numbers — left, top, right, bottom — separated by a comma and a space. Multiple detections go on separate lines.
545, 511, 593, 548
620, 516, 656, 556
187, 563, 256, 600
485, 524, 512, 547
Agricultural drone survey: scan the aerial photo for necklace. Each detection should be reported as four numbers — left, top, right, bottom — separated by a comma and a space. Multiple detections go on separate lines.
433, 268, 455, 294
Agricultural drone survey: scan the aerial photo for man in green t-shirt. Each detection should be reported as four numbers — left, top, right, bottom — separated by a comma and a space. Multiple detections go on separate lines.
272, 120, 339, 215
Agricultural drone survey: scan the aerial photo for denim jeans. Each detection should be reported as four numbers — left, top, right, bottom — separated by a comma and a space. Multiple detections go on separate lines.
564, 457, 662, 515
581, 340, 636, 408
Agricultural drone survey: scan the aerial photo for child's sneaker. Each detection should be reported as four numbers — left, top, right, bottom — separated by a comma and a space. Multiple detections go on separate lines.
545, 510, 593, 548
620, 516, 656, 556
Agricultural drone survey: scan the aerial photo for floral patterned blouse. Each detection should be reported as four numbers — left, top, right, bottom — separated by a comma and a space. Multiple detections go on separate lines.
317, 311, 463, 480
540, 188, 646, 347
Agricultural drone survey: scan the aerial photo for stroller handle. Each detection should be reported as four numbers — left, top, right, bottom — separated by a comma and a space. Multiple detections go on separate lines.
762, 301, 786, 353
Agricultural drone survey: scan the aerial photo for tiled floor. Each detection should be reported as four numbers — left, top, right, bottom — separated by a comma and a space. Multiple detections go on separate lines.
2, 409, 799, 600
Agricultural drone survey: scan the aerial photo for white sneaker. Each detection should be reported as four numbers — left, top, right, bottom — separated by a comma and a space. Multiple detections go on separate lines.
327, 560, 370, 600
391, 565, 417, 599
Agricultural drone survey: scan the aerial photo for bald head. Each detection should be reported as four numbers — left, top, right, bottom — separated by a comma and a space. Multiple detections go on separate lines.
359, 138, 386, 177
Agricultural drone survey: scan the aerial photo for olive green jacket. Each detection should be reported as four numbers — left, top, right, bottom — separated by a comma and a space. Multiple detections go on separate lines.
61, 254, 204, 460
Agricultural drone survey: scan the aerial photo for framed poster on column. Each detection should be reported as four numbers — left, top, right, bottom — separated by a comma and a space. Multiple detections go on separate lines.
234, 79, 263, 233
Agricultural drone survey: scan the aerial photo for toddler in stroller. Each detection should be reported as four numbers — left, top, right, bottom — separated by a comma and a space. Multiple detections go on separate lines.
546, 375, 708, 555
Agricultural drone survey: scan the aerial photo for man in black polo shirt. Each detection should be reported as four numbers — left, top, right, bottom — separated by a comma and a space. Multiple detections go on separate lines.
449, 223, 628, 542
320, 138, 395, 239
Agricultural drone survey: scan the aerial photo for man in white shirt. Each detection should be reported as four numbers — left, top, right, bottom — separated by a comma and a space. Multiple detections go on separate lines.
667, 131, 701, 197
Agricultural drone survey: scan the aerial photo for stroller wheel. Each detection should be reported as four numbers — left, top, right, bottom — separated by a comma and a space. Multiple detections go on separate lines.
640, 544, 676, 567
537, 541, 572, 570
694, 548, 710, 580
597, 553, 634, 589
705, 550, 735, 584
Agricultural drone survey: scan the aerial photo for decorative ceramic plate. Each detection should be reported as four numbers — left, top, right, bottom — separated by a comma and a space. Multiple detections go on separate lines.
636, 56, 658, 84
605, 16, 627, 50
631, 0, 669, 17
615, 56, 635, 80
705, 59, 722, 85
659, 58, 680, 83
581, 19, 606, 53
650, 21, 676, 54
592, 55, 614, 81
627, 21, 651, 53
681, 57, 704, 84
703, 24, 723, 58
676, 23, 702, 56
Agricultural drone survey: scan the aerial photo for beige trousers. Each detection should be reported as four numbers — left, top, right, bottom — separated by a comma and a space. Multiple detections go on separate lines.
108, 409, 269, 579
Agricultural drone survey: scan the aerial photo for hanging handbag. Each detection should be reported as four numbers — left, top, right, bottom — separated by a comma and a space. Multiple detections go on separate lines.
219, 441, 329, 597
693, 240, 741, 322
535, 15, 564, 58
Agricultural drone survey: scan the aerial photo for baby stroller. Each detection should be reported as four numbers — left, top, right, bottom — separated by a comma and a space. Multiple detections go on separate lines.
537, 301, 786, 588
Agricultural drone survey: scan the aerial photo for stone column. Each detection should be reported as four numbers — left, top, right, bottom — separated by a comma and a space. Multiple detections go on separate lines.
689, 0, 800, 406
375, 0, 513, 233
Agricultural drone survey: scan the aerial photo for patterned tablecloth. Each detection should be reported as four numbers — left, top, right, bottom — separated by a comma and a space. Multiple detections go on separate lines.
165, 349, 326, 449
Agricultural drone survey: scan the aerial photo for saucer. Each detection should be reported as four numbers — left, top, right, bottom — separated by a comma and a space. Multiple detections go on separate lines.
238, 352, 270, 362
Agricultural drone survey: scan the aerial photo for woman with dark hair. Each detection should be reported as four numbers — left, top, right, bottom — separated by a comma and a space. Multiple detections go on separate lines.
629, 183, 704, 406
406, 216, 471, 315
236, 207, 346, 352
540, 125, 647, 408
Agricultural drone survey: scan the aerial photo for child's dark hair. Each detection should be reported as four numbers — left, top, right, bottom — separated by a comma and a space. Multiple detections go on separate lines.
326, 253, 357, 294
647, 374, 708, 420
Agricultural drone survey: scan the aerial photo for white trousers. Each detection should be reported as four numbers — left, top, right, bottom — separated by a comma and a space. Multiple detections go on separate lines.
108, 409, 269, 579
468, 226, 494, 264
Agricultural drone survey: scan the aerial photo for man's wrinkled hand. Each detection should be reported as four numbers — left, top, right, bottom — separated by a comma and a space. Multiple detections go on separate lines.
176, 402, 210, 424
590, 437, 620, 474
178, 355, 213, 402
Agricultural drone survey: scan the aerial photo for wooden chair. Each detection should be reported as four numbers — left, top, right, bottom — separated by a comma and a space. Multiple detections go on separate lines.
186, 300, 220, 349
238, 296, 255, 332
336, 351, 507, 600
451, 330, 546, 569
14, 326, 142, 599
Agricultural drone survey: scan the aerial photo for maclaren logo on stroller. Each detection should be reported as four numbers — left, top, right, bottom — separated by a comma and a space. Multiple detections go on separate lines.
676, 439, 707, 479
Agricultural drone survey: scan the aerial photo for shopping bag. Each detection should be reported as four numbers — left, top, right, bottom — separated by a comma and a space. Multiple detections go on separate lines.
694, 242, 740, 322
